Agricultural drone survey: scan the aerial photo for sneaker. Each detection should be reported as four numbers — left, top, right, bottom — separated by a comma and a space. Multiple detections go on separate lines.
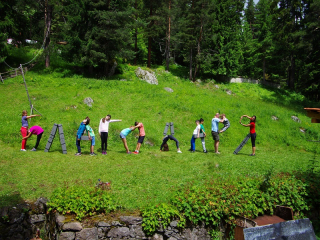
133, 151, 139, 154
250, 154, 255, 156
203, 150, 208, 153
75, 152, 81, 156
177, 150, 182, 153
20, 149, 26, 151
127, 151, 132, 154
215, 151, 220, 154
90, 152, 97, 156
31, 148, 36, 151
191, 150, 195, 153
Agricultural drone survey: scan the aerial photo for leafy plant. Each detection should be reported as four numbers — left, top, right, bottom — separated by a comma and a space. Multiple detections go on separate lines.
141, 203, 185, 235
47, 187, 117, 220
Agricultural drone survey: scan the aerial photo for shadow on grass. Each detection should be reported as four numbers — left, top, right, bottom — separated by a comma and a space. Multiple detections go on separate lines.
0, 192, 25, 208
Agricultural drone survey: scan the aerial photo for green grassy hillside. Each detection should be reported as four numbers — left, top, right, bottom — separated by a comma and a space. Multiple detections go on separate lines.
0, 64, 319, 209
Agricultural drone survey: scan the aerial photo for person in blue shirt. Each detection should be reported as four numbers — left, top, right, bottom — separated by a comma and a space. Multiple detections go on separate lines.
75, 117, 89, 156
120, 125, 138, 154
211, 113, 225, 154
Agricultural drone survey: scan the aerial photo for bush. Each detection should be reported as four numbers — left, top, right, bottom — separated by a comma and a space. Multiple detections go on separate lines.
47, 187, 117, 220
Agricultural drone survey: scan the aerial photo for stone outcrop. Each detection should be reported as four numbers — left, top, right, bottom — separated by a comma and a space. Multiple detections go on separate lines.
135, 67, 158, 85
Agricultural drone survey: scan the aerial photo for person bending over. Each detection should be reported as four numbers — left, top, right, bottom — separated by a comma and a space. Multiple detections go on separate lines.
160, 135, 182, 153
22, 125, 44, 151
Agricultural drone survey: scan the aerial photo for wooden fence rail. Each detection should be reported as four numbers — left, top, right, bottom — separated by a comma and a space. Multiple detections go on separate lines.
0, 63, 36, 83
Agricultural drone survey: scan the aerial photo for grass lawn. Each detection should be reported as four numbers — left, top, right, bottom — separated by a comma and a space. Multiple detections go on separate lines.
0, 64, 319, 212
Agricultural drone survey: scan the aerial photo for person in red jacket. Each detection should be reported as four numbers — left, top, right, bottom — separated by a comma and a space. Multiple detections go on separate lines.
240, 115, 256, 156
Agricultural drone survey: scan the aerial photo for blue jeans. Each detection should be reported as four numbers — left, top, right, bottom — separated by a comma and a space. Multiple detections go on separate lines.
190, 135, 196, 151
76, 138, 81, 153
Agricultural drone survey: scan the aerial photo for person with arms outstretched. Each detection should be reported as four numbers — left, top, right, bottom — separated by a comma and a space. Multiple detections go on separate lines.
20, 110, 40, 151
240, 115, 256, 156
99, 114, 121, 155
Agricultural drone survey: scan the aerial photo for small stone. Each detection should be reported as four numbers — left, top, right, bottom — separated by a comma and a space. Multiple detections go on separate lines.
214, 84, 219, 89
83, 97, 93, 107
196, 79, 202, 83
291, 116, 301, 123
226, 90, 232, 95
59, 232, 75, 240
97, 221, 111, 227
62, 222, 83, 232
145, 140, 154, 146
120, 79, 127, 81
271, 116, 279, 121
111, 221, 122, 226
300, 128, 306, 133
170, 221, 178, 227
151, 233, 164, 240
164, 87, 173, 93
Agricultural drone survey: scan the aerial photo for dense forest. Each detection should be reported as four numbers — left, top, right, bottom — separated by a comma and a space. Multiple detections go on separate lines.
0, 0, 319, 101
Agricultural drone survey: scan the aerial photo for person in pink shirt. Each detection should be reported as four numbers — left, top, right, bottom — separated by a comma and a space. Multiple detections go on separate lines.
22, 126, 44, 151
133, 121, 145, 154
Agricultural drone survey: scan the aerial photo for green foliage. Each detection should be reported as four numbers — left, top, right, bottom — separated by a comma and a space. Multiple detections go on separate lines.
141, 203, 185, 235
47, 187, 117, 220
139, 173, 311, 235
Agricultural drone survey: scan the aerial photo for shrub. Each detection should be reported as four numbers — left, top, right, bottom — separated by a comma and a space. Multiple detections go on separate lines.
47, 187, 117, 220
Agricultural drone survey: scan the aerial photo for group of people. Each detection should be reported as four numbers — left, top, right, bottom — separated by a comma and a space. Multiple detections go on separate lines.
190, 113, 231, 154
20, 110, 256, 156
75, 115, 145, 155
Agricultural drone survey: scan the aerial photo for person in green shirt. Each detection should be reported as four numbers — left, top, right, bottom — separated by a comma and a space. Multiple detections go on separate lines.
200, 118, 207, 153
86, 122, 96, 156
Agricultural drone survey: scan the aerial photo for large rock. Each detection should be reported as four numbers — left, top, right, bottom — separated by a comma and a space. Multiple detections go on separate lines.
75, 228, 98, 240
58, 231, 75, 240
83, 97, 93, 107
135, 67, 158, 85
62, 222, 83, 232
107, 227, 130, 238
56, 213, 66, 229
30, 214, 45, 224
120, 216, 143, 225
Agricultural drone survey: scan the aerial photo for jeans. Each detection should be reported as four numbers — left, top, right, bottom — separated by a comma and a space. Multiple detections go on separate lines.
76, 138, 81, 153
190, 135, 196, 151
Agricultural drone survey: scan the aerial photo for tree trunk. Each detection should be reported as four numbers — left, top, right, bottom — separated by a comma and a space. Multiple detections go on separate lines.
44, 2, 52, 68
134, 0, 138, 65
288, 54, 295, 90
189, 48, 193, 80
193, 5, 203, 80
147, 4, 153, 68
262, 54, 266, 84
166, 0, 171, 71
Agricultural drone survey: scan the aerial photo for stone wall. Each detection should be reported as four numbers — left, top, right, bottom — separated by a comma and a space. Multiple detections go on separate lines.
0, 198, 212, 240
